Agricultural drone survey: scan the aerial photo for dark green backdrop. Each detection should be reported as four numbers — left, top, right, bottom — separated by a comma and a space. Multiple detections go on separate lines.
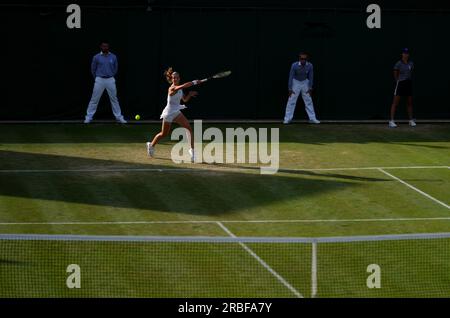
1, 2, 449, 120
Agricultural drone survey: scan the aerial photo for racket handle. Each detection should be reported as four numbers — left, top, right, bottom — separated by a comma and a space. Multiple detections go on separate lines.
202, 78, 209, 82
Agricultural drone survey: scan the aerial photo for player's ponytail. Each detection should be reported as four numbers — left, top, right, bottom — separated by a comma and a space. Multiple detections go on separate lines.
164, 67, 174, 84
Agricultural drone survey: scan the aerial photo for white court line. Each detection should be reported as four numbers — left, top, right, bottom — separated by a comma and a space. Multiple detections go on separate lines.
0, 165, 448, 173
281, 166, 449, 172
216, 222, 303, 298
2, 216, 450, 225
0, 168, 193, 173
378, 169, 450, 210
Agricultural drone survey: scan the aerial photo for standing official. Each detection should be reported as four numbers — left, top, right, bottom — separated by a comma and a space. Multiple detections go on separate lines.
389, 48, 416, 128
84, 41, 127, 124
283, 52, 320, 124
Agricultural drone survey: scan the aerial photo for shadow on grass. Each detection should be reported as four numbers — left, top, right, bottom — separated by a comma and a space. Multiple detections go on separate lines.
0, 124, 449, 144
0, 150, 381, 216
212, 163, 392, 182
391, 142, 450, 150
0, 259, 28, 266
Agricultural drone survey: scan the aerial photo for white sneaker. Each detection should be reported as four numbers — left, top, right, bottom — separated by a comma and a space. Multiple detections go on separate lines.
389, 121, 398, 128
409, 120, 417, 127
309, 119, 321, 124
283, 120, 291, 124
117, 118, 127, 124
189, 148, 195, 163
84, 118, 92, 124
146, 142, 155, 157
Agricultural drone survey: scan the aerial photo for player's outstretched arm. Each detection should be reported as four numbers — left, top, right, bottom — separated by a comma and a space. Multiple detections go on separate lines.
170, 79, 207, 95
177, 79, 207, 90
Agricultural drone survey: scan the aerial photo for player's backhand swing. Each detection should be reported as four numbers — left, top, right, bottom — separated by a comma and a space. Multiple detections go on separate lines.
146, 67, 206, 162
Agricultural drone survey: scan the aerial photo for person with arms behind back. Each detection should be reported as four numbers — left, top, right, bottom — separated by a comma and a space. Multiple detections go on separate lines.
84, 41, 127, 124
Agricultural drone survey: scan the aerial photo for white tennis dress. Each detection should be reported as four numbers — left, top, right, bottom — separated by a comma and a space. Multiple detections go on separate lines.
160, 89, 186, 122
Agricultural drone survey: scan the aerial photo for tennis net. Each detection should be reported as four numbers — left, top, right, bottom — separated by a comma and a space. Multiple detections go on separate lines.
1, 233, 449, 297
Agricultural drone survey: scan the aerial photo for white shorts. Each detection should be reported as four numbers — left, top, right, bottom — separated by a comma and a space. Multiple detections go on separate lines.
161, 110, 182, 123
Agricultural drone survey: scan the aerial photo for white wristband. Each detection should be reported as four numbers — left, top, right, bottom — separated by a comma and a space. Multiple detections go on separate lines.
192, 80, 199, 86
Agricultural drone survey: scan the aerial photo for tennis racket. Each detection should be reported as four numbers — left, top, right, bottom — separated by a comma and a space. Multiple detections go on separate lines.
202, 70, 232, 81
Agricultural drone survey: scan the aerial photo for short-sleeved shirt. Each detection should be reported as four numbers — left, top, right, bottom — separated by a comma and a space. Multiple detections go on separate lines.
394, 60, 414, 81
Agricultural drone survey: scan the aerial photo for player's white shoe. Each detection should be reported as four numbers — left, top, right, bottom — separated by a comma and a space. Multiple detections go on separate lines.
117, 118, 127, 124
409, 120, 417, 127
146, 142, 155, 157
389, 121, 398, 128
84, 118, 92, 124
309, 119, 321, 124
283, 120, 291, 125
189, 148, 195, 163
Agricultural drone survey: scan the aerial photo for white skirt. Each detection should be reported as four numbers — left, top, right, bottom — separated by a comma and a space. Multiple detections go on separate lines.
160, 104, 186, 122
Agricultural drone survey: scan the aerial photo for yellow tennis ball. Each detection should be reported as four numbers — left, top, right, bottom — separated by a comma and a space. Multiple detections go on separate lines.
135, 115, 141, 120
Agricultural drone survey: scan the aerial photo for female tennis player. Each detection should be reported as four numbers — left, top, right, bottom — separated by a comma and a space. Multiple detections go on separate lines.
146, 67, 206, 162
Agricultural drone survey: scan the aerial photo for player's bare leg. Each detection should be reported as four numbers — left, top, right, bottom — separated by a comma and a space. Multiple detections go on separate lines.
147, 121, 172, 157
151, 121, 172, 147
174, 113, 194, 149
174, 113, 195, 162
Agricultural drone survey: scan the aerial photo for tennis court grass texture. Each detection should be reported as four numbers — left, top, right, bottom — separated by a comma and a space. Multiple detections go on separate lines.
0, 123, 449, 297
